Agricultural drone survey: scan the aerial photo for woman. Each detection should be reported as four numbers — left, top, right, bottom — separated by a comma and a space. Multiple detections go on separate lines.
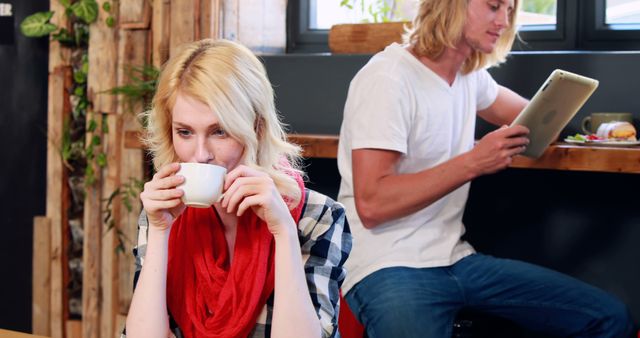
125, 39, 351, 338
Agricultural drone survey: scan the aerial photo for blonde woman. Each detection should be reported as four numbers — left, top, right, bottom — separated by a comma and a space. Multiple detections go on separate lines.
125, 39, 351, 338
337, 0, 633, 337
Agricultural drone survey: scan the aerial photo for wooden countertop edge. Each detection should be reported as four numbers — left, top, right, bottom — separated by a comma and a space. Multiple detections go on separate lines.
124, 131, 640, 174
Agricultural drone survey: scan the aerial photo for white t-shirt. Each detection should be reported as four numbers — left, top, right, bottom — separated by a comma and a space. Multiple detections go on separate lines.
337, 43, 499, 294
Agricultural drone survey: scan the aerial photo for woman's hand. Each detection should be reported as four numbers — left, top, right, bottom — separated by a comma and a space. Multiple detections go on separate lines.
139, 162, 186, 232
220, 165, 295, 237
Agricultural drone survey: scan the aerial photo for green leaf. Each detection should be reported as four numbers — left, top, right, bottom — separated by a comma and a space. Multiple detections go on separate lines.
71, 0, 99, 24
96, 153, 107, 167
87, 119, 97, 132
59, 0, 71, 9
74, 70, 87, 84
51, 28, 74, 46
92, 135, 101, 146
106, 16, 115, 27
74, 86, 85, 96
20, 11, 58, 37
102, 1, 112, 12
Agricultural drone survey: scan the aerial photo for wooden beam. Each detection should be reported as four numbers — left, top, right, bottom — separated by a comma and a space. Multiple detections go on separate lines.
152, 0, 171, 68
82, 113, 103, 338
116, 29, 149, 316
48, 0, 70, 72
169, 0, 196, 56
32, 216, 51, 337
88, 1, 119, 114
120, 0, 151, 30
65, 319, 82, 338
46, 66, 73, 338
510, 144, 640, 173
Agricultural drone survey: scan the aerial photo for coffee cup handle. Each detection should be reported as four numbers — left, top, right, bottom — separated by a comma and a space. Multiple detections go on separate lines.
581, 116, 591, 134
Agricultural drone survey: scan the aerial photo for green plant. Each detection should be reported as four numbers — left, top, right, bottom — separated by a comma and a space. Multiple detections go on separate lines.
339, 0, 406, 23
104, 63, 160, 123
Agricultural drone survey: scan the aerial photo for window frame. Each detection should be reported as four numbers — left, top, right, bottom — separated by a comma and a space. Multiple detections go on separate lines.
288, 0, 640, 53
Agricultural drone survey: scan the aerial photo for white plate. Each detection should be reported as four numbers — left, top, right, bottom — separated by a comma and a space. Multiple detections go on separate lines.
564, 138, 640, 147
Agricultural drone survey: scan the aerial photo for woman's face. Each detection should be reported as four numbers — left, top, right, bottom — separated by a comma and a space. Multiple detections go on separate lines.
171, 93, 245, 170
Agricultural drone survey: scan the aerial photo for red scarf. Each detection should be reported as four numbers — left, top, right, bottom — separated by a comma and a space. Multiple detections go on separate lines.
166, 172, 305, 338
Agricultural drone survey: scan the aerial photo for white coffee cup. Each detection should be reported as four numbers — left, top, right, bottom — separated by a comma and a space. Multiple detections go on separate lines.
176, 163, 227, 208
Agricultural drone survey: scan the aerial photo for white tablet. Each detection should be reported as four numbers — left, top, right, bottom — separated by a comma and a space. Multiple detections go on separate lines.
510, 69, 599, 158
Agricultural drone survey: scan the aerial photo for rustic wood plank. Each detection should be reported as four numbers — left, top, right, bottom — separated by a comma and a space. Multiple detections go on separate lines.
100, 114, 122, 338
120, 0, 151, 30
32, 216, 51, 337
116, 29, 149, 316
88, 0, 119, 113
82, 113, 103, 338
199, 0, 222, 39
287, 134, 340, 159
169, 0, 196, 56
46, 66, 73, 338
0, 329, 50, 338
511, 143, 640, 173
152, 0, 171, 67
329, 22, 407, 54
48, 0, 70, 72
65, 319, 82, 338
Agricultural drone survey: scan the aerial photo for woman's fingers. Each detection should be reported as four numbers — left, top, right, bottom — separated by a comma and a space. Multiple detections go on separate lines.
224, 165, 267, 190
223, 177, 266, 213
152, 162, 181, 180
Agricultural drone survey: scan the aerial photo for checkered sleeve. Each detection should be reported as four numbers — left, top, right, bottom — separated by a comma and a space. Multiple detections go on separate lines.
298, 189, 353, 338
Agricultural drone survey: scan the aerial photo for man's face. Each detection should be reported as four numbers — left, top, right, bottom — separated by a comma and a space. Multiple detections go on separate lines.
462, 0, 514, 54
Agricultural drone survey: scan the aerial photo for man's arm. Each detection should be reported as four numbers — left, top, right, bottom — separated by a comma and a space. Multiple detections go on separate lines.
352, 125, 530, 229
478, 85, 529, 126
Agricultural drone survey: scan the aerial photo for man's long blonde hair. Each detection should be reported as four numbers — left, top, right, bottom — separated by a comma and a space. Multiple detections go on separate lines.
143, 39, 303, 203
404, 0, 520, 74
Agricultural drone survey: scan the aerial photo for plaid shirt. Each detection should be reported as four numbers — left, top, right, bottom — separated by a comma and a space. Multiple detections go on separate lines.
124, 189, 352, 338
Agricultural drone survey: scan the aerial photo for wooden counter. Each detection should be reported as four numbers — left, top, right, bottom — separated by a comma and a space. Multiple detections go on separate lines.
124, 132, 640, 174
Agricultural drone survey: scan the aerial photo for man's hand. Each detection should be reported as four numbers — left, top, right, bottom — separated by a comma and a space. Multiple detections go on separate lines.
466, 125, 530, 177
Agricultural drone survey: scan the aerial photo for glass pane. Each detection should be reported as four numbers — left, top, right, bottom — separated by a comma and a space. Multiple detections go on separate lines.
606, 0, 640, 25
309, 0, 558, 30
309, 0, 418, 29
519, 0, 557, 25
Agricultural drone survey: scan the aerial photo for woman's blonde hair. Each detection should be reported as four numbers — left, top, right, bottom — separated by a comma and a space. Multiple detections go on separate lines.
143, 39, 303, 203
404, 0, 521, 74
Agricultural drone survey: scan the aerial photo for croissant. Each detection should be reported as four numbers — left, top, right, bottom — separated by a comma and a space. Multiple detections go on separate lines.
596, 121, 637, 141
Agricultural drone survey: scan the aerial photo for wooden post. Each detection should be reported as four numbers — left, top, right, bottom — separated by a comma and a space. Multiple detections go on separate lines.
32, 216, 51, 337
170, 0, 196, 55
46, 66, 72, 338
116, 28, 149, 317
81, 111, 103, 338
152, 0, 171, 67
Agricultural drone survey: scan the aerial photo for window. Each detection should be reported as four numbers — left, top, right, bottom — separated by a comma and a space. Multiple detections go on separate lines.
288, 0, 640, 52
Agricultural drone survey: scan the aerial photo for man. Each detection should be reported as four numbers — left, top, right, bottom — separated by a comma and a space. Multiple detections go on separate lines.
337, 0, 635, 336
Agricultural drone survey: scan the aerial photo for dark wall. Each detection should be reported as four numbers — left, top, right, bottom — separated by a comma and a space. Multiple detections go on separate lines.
263, 52, 640, 329
0, 0, 49, 332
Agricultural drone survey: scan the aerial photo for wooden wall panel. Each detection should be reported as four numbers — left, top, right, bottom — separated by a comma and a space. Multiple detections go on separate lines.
120, 0, 151, 29
152, 0, 171, 67
116, 29, 149, 316
32, 216, 51, 337
48, 1, 70, 73
169, 0, 196, 56
81, 112, 103, 338
88, 1, 119, 114
46, 66, 72, 338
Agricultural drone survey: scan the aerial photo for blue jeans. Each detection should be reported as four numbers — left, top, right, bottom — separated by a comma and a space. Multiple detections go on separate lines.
345, 254, 634, 338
